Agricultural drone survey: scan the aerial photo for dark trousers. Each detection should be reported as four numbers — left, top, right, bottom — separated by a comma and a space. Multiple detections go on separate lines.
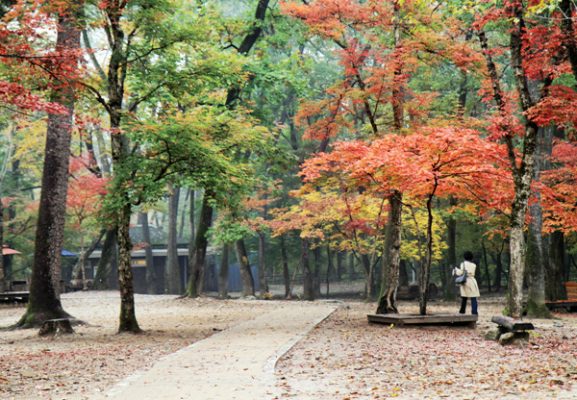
459, 297, 478, 315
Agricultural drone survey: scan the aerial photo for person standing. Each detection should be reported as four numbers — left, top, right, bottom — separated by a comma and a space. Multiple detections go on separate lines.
454, 251, 480, 315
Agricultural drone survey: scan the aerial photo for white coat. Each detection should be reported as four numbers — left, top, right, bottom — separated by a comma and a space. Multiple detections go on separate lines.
454, 261, 480, 298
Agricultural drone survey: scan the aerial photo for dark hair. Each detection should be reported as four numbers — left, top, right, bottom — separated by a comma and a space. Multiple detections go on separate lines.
464, 251, 474, 261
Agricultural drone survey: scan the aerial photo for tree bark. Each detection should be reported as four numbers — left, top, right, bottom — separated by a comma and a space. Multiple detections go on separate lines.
547, 231, 566, 300
313, 246, 322, 297
302, 239, 315, 300
186, 193, 213, 297
377, 192, 402, 314
526, 129, 550, 317
507, 4, 542, 318
16, 10, 80, 328
325, 246, 333, 297
348, 252, 355, 279
257, 232, 268, 297
0, 203, 4, 293
419, 184, 437, 315
336, 251, 343, 281
218, 243, 229, 299
235, 239, 255, 297
116, 202, 140, 333
443, 197, 457, 300
481, 239, 492, 293
94, 228, 117, 289
280, 235, 291, 299
138, 212, 157, 294
166, 186, 181, 294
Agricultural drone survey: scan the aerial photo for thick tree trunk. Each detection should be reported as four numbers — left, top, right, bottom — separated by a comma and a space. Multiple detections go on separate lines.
186, 194, 213, 297
377, 192, 402, 314
16, 12, 80, 328
505, 3, 547, 319
235, 239, 255, 297
302, 239, 315, 300
218, 243, 229, 299
166, 186, 181, 294
280, 235, 291, 299
138, 212, 157, 294
257, 232, 268, 297
526, 129, 550, 317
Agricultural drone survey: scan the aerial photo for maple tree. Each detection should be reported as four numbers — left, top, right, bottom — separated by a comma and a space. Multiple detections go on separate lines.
300, 127, 508, 314
13, 1, 85, 328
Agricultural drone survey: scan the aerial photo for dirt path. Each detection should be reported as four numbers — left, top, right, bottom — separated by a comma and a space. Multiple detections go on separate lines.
94, 302, 337, 400
0, 292, 311, 399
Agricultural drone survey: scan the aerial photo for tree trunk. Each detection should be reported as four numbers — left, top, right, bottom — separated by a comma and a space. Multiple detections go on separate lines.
16, 12, 80, 328
218, 243, 229, 299
481, 239, 492, 293
94, 228, 117, 289
326, 246, 333, 297
166, 186, 181, 294
505, 3, 545, 319
313, 246, 322, 297
235, 239, 255, 297
186, 193, 213, 297
492, 248, 504, 293
377, 192, 402, 314
547, 231, 566, 300
419, 188, 437, 316
443, 197, 457, 300
0, 203, 5, 293
280, 235, 291, 299
72, 234, 88, 290
257, 232, 268, 297
526, 129, 550, 317
178, 189, 189, 240
361, 254, 373, 299
138, 212, 157, 294
336, 251, 343, 281
116, 203, 140, 333
302, 239, 314, 300
348, 252, 355, 279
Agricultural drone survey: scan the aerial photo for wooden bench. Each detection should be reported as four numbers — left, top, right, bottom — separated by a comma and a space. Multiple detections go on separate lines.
545, 282, 577, 312
0, 291, 30, 304
491, 316, 534, 344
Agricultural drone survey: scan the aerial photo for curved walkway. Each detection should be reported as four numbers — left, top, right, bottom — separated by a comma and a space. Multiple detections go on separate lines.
96, 303, 337, 400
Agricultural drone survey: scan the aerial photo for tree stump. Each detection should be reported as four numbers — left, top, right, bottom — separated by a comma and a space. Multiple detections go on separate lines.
39, 319, 74, 336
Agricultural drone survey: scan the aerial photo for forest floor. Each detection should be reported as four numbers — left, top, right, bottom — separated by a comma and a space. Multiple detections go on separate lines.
0, 291, 575, 399
276, 299, 577, 399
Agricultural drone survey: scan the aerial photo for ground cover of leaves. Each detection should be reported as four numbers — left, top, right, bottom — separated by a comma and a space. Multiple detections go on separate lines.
0, 291, 273, 400
276, 300, 577, 400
